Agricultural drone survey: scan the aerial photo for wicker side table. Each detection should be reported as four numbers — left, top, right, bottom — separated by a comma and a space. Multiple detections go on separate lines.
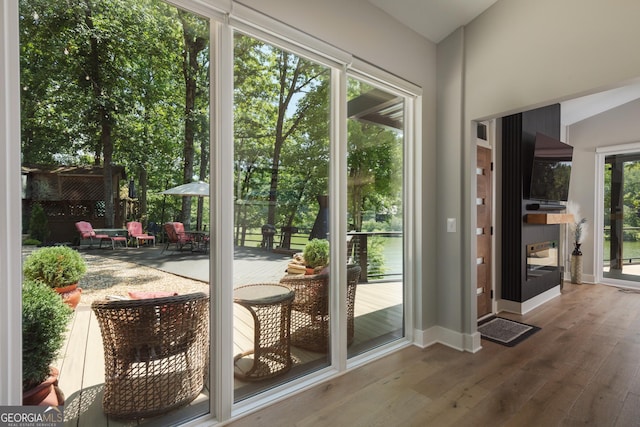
233, 284, 295, 380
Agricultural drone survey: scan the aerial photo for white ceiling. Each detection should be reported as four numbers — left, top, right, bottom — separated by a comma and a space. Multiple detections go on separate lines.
369, 0, 640, 126
368, 0, 498, 44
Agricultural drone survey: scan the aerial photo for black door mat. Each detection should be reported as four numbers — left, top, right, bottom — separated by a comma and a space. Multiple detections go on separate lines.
478, 316, 540, 347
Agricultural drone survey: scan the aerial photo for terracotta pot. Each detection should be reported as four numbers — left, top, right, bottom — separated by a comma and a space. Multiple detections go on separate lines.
55, 283, 82, 309
305, 267, 315, 275
23, 367, 64, 406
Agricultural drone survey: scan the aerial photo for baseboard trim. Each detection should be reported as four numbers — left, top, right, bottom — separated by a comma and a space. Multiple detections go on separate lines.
414, 326, 482, 353
497, 285, 561, 315
563, 272, 595, 284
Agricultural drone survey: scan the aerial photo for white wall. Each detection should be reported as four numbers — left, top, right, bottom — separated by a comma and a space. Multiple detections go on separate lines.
464, 0, 640, 121
566, 99, 640, 278
438, 0, 640, 334
436, 29, 466, 332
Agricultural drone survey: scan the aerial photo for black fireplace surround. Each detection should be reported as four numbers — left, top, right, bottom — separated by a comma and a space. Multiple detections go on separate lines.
501, 104, 563, 303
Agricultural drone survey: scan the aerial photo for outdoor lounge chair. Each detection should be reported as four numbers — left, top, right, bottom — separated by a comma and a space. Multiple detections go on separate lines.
126, 221, 155, 247
91, 292, 209, 419
75, 221, 127, 249
162, 222, 194, 253
279, 264, 361, 352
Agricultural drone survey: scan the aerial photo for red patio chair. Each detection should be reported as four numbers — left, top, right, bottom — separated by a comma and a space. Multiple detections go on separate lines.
126, 221, 156, 247
75, 221, 127, 249
162, 222, 194, 253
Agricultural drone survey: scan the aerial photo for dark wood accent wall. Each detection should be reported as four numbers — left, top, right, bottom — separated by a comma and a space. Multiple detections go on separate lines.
501, 104, 562, 303
502, 114, 524, 301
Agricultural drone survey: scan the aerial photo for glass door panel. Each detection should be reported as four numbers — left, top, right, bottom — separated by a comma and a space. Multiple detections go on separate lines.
232, 32, 331, 401
19, 0, 212, 423
603, 154, 640, 282
346, 77, 405, 358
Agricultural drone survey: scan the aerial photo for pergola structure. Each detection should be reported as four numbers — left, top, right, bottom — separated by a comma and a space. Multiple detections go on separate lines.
22, 165, 127, 244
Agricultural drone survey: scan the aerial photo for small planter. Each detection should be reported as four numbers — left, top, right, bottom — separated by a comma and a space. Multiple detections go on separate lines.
54, 284, 82, 309
22, 367, 64, 406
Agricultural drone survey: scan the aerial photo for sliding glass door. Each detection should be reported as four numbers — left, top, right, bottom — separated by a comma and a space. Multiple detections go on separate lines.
602, 153, 640, 283
232, 31, 332, 401
19, 0, 212, 423
346, 76, 405, 358
12, 1, 417, 422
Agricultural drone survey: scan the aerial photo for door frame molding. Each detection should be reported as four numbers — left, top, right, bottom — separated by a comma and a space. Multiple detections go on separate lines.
595, 141, 640, 288
476, 120, 496, 319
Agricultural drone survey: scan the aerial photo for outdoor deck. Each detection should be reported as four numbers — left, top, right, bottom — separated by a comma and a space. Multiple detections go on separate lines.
54, 246, 403, 426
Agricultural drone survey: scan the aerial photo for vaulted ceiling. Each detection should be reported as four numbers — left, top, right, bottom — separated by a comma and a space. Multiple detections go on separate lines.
368, 0, 498, 43
368, 0, 640, 126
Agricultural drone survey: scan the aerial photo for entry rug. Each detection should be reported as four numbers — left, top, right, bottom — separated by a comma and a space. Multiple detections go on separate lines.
478, 317, 540, 347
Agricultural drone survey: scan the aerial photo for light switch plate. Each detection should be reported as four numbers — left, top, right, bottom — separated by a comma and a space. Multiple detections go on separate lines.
447, 218, 456, 232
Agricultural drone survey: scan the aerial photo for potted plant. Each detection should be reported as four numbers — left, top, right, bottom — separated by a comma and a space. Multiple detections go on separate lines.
28, 203, 50, 245
23, 246, 87, 308
303, 238, 330, 274
22, 279, 73, 405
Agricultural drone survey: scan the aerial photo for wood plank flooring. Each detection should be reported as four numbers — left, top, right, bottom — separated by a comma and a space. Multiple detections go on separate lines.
230, 283, 640, 427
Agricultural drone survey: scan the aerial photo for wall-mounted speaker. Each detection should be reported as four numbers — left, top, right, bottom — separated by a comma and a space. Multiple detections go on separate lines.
477, 123, 487, 140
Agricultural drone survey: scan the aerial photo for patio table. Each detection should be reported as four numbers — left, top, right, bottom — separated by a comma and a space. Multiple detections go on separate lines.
188, 230, 209, 253
233, 283, 294, 380
92, 228, 128, 248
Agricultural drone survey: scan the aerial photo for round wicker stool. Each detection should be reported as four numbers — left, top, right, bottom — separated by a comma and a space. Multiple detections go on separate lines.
233, 284, 294, 381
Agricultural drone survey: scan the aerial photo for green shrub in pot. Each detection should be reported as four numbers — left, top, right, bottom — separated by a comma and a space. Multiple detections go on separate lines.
23, 246, 87, 289
22, 279, 72, 392
303, 238, 330, 270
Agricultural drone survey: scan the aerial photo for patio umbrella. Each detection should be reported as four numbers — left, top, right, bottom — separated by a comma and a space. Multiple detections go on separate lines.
161, 181, 210, 197
161, 181, 210, 230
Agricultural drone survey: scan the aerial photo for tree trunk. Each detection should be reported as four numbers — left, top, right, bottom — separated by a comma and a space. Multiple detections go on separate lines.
197, 139, 208, 230
139, 167, 148, 224
84, 1, 114, 227
179, 12, 207, 229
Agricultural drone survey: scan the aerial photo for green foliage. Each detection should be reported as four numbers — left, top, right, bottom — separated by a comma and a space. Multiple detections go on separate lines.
366, 236, 388, 279
28, 203, 49, 243
347, 78, 403, 232
233, 33, 330, 233
303, 238, 330, 268
19, 0, 210, 227
23, 246, 87, 288
23, 238, 41, 246
22, 279, 72, 391
19, 1, 401, 243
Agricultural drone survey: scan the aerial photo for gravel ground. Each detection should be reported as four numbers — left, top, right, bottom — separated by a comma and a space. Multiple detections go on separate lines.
22, 247, 209, 307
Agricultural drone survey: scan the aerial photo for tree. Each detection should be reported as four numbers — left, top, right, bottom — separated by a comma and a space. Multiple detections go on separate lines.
19, 0, 208, 228
177, 10, 209, 229
347, 121, 402, 231
346, 80, 403, 232
233, 34, 329, 238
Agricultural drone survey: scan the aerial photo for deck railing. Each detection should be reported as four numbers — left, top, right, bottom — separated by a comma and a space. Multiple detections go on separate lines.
235, 228, 403, 282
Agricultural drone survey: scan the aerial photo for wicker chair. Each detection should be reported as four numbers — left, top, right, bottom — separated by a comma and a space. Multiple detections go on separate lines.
91, 293, 209, 419
279, 265, 361, 352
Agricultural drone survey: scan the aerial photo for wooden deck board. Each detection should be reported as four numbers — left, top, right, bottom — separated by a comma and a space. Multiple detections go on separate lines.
58, 279, 403, 425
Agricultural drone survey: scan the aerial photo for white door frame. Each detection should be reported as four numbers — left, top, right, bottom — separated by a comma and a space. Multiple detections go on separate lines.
595, 142, 640, 289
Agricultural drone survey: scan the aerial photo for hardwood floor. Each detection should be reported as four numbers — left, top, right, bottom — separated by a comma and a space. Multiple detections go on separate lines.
229, 282, 640, 427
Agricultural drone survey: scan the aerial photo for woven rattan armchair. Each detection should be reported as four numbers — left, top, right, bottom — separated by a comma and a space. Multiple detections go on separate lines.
279, 265, 361, 352
91, 292, 209, 419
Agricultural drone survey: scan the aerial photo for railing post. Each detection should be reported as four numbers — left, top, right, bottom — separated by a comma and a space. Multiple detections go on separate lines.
358, 234, 368, 282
